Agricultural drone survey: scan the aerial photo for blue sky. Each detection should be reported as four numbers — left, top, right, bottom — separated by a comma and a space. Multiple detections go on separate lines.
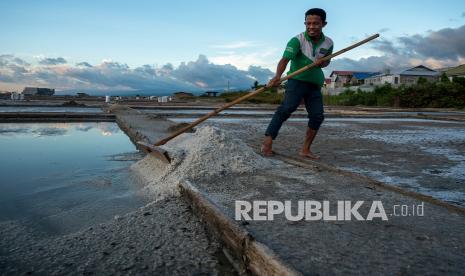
0, 0, 464, 93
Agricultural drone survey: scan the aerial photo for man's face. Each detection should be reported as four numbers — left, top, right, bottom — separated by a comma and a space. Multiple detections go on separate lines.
304, 15, 326, 38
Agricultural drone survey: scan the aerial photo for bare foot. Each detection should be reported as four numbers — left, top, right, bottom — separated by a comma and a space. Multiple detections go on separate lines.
261, 145, 275, 157
262, 136, 274, 157
299, 151, 320, 160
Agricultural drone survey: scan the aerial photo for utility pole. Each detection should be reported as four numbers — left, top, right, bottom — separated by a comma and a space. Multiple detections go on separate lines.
227, 80, 230, 92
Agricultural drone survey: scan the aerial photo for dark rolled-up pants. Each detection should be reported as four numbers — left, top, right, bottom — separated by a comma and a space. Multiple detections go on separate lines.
265, 79, 324, 139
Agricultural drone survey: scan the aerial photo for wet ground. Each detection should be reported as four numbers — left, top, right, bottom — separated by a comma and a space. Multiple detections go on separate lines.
0, 197, 234, 275
135, 107, 465, 119
184, 117, 465, 207
2, 102, 464, 118
142, 114, 465, 274
189, 164, 465, 275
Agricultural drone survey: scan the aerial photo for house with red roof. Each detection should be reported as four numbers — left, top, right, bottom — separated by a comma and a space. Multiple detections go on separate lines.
364, 65, 439, 86
329, 71, 354, 88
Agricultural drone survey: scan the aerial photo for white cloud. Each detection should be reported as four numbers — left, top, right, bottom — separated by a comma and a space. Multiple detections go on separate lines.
325, 24, 465, 74
210, 41, 260, 49
39, 57, 67, 65
210, 48, 279, 70
0, 54, 274, 94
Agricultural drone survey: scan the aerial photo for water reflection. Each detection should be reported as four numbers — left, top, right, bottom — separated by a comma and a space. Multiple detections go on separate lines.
0, 127, 30, 135
0, 122, 122, 137
32, 127, 68, 136
0, 106, 103, 113
0, 122, 148, 236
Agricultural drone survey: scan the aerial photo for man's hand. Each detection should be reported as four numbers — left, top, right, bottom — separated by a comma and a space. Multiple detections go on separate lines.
267, 75, 282, 87
267, 57, 289, 88
314, 57, 330, 68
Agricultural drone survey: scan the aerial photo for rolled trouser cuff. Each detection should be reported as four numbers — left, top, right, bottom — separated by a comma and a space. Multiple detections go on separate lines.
308, 114, 324, 130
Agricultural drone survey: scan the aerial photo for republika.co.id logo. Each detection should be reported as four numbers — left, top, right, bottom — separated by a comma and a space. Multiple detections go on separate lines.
235, 200, 425, 221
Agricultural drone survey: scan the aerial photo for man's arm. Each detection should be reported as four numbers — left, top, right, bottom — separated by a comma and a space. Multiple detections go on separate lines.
267, 57, 290, 87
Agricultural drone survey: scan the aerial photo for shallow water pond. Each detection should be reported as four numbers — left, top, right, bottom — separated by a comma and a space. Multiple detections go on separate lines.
0, 106, 103, 113
0, 122, 148, 236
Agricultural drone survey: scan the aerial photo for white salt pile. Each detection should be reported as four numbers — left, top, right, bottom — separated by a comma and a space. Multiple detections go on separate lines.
131, 125, 275, 200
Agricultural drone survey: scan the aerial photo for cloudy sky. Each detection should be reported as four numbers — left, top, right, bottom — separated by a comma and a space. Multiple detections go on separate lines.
0, 0, 464, 94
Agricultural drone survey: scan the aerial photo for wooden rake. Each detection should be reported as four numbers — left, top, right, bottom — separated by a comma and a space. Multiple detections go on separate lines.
138, 34, 380, 163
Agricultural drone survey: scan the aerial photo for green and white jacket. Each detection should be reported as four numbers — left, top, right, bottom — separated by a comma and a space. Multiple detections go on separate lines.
283, 32, 333, 87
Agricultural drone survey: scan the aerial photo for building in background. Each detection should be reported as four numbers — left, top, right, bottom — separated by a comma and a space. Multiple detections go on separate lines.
204, 91, 219, 97
10, 92, 24, 100
22, 87, 55, 96
364, 65, 439, 86
329, 71, 380, 88
157, 96, 169, 103
350, 72, 380, 85
329, 71, 354, 88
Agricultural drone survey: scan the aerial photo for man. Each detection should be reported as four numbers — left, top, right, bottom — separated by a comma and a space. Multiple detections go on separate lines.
262, 8, 333, 160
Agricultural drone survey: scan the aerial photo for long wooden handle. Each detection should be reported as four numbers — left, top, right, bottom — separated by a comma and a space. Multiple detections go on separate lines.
154, 33, 380, 146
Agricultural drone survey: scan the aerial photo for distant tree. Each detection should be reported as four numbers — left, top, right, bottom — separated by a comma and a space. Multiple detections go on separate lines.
452, 76, 465, 87
440, 72, 450, 83
417, 77, 428, 85
251, 80, 266, 90
252, 80, 259, 89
